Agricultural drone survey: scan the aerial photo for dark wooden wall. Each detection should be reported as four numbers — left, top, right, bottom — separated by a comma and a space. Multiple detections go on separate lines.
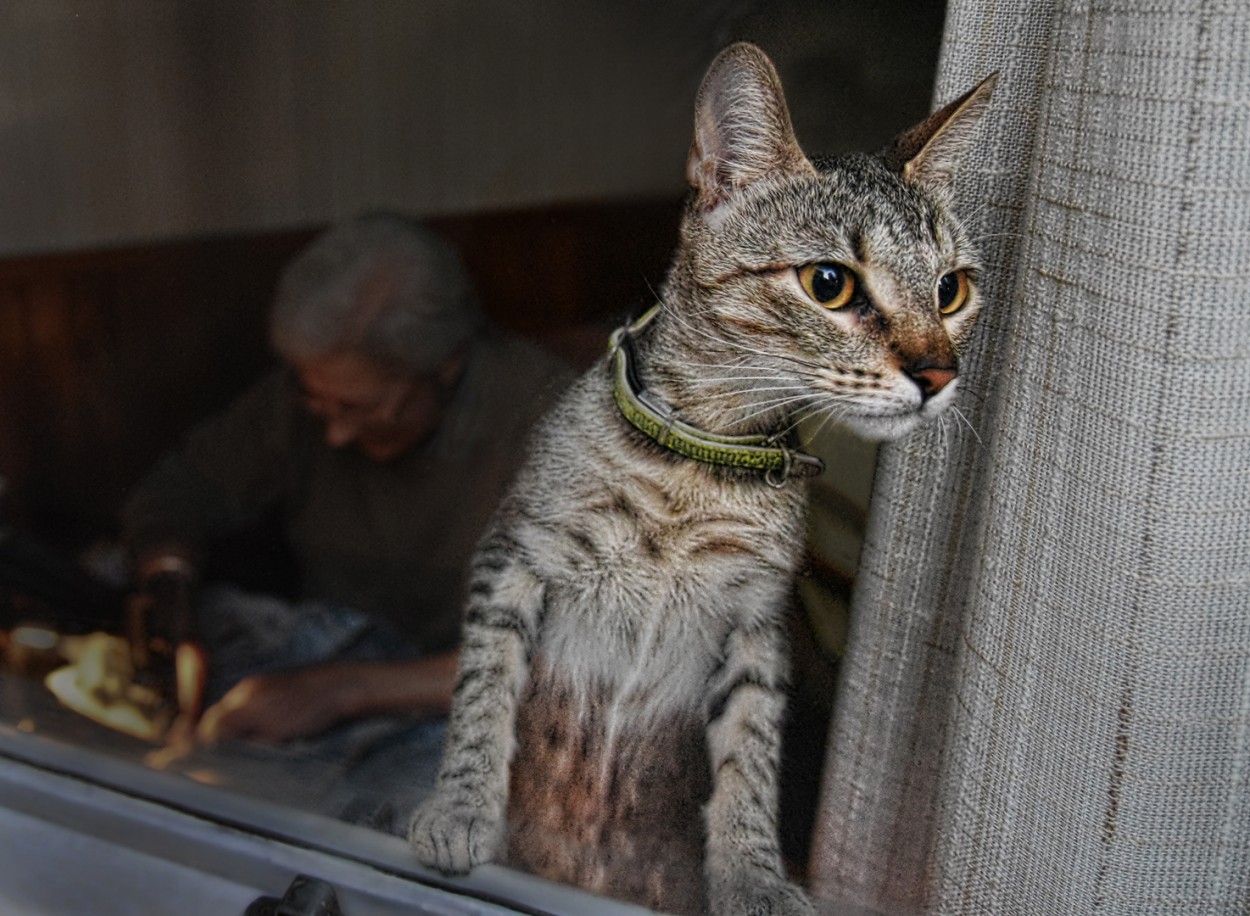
0, 199, 681, 548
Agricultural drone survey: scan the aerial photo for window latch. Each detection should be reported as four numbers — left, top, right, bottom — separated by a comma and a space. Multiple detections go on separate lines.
245, 874, 345, 916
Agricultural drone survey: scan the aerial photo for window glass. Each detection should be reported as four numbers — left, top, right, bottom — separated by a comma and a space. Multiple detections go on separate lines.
0, 2, 942, 911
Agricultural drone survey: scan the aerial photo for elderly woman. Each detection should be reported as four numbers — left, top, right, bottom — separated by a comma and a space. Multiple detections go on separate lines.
121, 214, 571, 811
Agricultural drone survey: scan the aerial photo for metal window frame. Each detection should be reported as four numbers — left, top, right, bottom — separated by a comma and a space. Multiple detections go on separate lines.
0, 724, 650, 916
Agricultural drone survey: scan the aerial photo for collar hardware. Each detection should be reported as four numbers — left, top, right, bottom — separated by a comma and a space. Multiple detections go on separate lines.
608, 305, 824, 483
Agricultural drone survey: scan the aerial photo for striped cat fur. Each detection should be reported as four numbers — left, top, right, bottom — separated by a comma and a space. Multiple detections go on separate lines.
410, 42, 995, 915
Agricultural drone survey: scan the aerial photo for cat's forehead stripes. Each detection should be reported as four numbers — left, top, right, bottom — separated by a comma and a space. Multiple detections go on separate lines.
855, 264, 907, 317
716, 160, 953, 271
850, 230, 870, 265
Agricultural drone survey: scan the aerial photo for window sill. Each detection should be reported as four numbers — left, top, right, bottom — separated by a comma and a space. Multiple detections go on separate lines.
0, 722, 651, 915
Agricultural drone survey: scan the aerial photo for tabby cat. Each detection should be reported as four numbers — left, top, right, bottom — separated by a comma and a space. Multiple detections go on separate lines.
410, 42, 995, 915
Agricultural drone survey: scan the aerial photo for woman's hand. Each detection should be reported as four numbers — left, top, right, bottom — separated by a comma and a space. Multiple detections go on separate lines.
195, 650, 459, 745
196, 666, 352, 744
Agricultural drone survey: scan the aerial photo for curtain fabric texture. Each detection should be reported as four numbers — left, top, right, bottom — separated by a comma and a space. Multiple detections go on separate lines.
808, 2, 1250, 914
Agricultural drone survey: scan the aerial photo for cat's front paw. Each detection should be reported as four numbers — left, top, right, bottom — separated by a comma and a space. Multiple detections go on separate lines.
709, 876, 816, 916
408, 794, 504, 875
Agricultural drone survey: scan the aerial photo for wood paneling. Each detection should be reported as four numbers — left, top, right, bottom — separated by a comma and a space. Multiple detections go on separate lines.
0, 199, 681, 548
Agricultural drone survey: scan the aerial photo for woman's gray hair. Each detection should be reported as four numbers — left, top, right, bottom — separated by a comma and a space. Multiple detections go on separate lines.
270, 213, 483, 375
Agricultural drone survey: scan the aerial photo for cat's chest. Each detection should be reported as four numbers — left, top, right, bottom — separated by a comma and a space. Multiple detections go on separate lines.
523, 465, 805, 703
544, 467, 802, 601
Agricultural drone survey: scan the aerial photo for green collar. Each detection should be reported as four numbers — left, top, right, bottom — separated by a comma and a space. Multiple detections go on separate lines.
608, 305, 824, 486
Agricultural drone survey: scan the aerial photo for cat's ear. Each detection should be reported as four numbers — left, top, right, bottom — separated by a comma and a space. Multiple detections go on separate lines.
882, 72, 998, 196
687, 43, 815, 212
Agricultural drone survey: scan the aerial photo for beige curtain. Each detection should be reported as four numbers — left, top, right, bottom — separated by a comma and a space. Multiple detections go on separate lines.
807, 1, 1250, 914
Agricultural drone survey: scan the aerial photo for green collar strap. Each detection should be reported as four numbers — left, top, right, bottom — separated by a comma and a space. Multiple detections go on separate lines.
608, 305, 824, 486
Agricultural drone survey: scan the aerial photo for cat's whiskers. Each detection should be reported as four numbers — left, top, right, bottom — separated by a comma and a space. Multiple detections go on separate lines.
724, 341, 827, 376
696, 383, 813, 402
777, 405, 828, 440
958, 197, 995, 227
933, 413, 952, 461
785, 400, 862, 444
681, 368, 907, 438
809, 405, 851, 440
943, 415, 960, 460
685, 373, 796, 386
799, 405, 852, 441
689, 358, 897, 411
949, 404, 982, 446
734, 388, 821, 413
724, 391, 824, 428
682, 367, 809, 403
723, 381, 894, 431
953, 379, 987, 406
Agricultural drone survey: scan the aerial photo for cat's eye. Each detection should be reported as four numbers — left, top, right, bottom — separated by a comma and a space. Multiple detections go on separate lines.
937, 270, 970, 315
798, 263, 856, 310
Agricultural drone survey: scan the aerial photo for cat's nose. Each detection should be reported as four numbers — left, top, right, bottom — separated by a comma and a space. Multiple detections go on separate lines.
904, 363, 958, 400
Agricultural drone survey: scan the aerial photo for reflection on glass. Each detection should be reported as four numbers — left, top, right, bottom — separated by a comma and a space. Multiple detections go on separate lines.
0, 2, 941, 912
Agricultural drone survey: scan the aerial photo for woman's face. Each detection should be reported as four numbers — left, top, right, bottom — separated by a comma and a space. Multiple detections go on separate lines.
293, 350, 461, 462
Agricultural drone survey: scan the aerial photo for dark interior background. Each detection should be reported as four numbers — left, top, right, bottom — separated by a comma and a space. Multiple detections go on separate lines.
0, 0, 945, 550
0, 0, 948, 874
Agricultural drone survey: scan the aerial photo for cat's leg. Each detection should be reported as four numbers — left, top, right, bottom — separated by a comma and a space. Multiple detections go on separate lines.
704, 615, 815, 916
409, 531, 543, 874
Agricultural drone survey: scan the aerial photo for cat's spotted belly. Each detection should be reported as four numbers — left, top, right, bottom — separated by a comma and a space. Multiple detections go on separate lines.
506, 655, 710, 915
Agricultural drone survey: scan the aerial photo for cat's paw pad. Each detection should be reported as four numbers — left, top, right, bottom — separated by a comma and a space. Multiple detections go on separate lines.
408, 795, 504, 875
711, 877, 816, 916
